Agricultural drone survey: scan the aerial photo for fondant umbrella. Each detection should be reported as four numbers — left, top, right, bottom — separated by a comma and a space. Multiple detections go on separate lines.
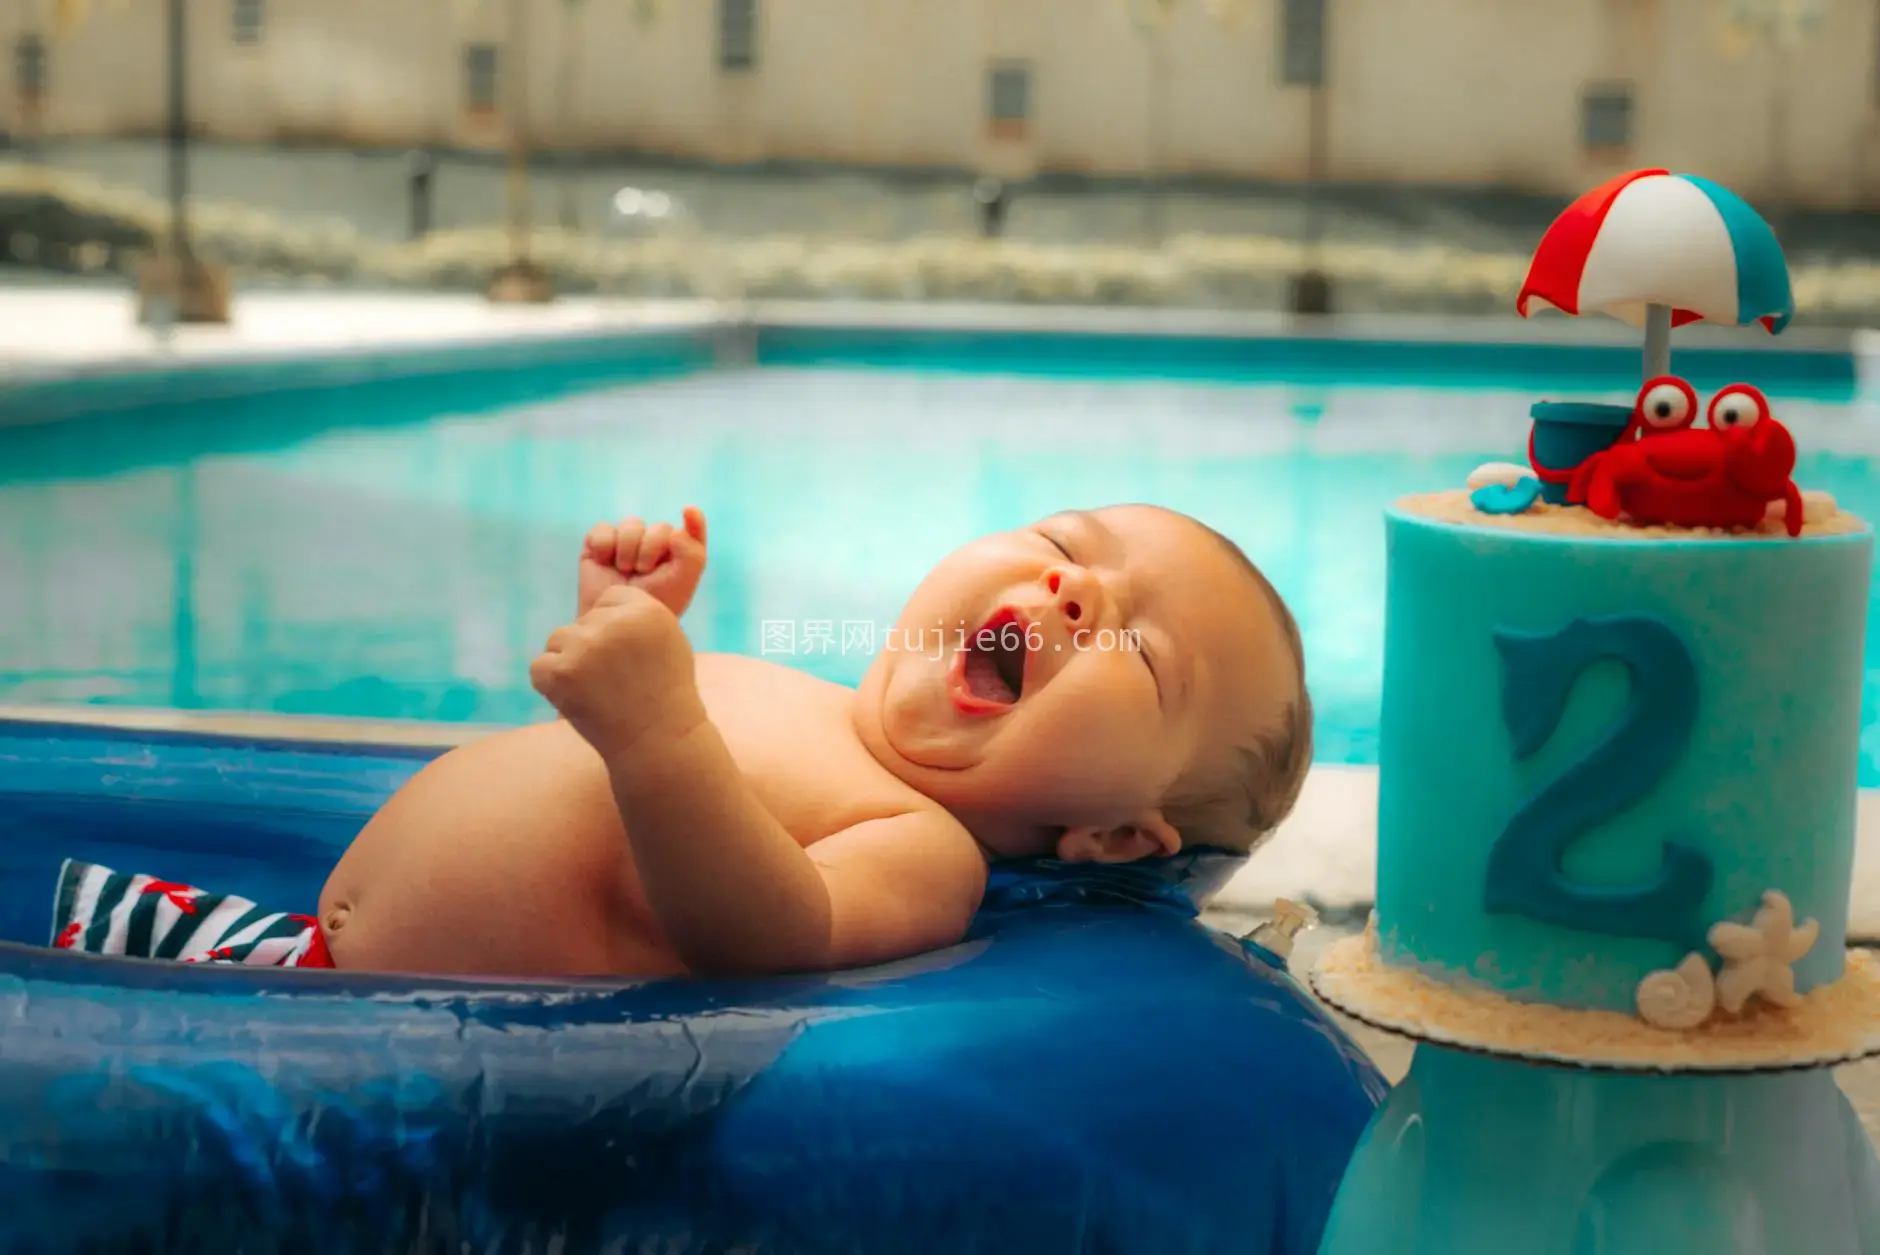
1516, 168, 1793, 379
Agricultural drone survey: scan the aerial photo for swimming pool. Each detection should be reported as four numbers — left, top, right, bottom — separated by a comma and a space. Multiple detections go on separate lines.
4, 333, 1880, 780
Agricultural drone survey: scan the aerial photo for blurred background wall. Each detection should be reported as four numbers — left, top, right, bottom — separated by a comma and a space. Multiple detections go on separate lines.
0, 0, 1865, 208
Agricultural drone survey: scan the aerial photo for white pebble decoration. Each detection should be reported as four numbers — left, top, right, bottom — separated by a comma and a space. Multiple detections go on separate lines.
1466, 462, 1532, 491
1635, 952, 1718, 1030
1248, 898, 1320, 963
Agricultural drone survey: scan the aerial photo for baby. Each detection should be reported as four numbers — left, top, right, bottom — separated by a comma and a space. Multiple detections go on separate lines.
311, 501, 1311, 979
50, 504, 1311, 979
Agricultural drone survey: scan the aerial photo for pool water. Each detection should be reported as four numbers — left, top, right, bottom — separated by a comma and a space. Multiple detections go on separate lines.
3, 364, 1880, 780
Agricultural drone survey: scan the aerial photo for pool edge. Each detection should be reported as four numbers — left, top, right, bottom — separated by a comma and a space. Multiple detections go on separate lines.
0, 296, 1866, 434
0, 702, 495, 750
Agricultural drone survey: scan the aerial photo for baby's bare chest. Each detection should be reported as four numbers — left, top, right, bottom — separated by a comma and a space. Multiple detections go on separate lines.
695, 654, 925, 841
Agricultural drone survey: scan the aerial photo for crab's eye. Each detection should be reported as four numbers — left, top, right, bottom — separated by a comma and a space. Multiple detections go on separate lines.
1638, 381, 1693, 429
1708, 385, 1769, 430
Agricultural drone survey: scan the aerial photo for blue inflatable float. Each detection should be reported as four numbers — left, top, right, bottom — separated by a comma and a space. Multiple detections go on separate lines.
0, 716, 1386, 1255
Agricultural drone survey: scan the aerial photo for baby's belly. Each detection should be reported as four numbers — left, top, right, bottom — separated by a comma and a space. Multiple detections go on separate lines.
320, 724, 684, 978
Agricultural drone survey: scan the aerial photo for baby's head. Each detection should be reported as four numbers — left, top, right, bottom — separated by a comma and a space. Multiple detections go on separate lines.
853, 504, 1311, 865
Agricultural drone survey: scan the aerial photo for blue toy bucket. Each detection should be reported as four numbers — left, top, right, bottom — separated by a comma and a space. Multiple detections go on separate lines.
1528, 401, 1632, 504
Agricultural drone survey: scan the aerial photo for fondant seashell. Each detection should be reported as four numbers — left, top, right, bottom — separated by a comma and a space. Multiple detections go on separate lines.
1467, 462, 1532, 491
1635, 952, 1717, 1030
1247, 898, 1319, 962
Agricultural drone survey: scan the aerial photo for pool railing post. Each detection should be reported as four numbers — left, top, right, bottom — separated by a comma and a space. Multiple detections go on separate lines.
487, 0, 555, 303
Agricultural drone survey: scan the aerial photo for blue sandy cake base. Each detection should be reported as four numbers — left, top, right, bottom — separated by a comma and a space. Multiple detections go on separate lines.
1311, 920, 1880, 1074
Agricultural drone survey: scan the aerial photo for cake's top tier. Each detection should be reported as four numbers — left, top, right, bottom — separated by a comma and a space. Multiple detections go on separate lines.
1372, 489, 1873, 1028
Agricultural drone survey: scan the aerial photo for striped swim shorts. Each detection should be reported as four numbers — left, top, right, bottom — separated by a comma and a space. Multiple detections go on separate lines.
49, 858, 334, 968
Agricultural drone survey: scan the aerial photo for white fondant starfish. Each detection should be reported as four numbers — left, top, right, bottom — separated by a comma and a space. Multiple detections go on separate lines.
1707, 890, 1820, 1014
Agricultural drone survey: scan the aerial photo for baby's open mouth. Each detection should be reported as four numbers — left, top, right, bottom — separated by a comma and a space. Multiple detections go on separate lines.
958, 608, 1029, 709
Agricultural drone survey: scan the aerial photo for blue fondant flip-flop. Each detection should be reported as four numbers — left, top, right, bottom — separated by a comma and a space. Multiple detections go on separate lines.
1472, 478, 1543, 515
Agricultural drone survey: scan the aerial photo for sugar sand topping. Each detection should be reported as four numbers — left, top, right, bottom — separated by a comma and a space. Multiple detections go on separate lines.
1400, 488, 1865, 540
1311, 926, 1880, 1072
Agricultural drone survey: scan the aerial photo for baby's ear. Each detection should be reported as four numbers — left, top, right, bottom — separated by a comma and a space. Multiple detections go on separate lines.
1055, 812, 1182, 864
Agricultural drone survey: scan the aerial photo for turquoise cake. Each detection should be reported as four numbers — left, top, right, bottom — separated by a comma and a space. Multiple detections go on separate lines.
1312, 174, 1880, 1252
1315, 487, 1880, 1071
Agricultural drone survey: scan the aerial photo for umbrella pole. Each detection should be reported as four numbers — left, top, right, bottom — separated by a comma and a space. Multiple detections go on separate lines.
1643, 303, 1672, 380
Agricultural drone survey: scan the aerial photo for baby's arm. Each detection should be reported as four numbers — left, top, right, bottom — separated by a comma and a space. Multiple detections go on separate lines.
611, 718, 988, 976
532, 584, 988, 977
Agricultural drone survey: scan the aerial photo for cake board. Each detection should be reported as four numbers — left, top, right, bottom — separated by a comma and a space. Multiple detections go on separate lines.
1311, 921, 1880, 1076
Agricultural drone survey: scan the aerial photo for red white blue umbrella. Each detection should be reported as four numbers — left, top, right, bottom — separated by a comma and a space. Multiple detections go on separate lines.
1516, 168, 1793, 378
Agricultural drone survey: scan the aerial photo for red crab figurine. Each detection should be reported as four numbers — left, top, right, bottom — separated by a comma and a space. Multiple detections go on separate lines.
1566, 383, 1805, 536
1529, 376, 1700, 497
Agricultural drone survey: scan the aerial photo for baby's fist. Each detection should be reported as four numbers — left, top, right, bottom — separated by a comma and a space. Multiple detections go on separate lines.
579, 507, 708, 620
531, 585, 704, 753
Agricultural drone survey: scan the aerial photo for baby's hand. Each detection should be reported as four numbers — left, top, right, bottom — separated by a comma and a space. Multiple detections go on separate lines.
531, 585, 706, 754
578, 507, 708, 620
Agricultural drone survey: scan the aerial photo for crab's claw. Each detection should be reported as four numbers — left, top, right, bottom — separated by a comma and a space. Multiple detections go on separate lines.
1725, 415, 1798, 500
1582, 470, 1626, 521
1569, 453, 1623, 519
1781, 482, 1805, 537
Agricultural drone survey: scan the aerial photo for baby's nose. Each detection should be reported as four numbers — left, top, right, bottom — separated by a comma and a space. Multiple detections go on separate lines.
1044, 566, 1100, 624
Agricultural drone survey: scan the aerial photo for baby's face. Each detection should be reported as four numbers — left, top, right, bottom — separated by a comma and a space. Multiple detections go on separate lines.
853, 506, 1295, 859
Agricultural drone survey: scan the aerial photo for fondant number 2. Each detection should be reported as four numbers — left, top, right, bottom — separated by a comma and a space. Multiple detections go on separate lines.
1485, 616, 1714, 945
